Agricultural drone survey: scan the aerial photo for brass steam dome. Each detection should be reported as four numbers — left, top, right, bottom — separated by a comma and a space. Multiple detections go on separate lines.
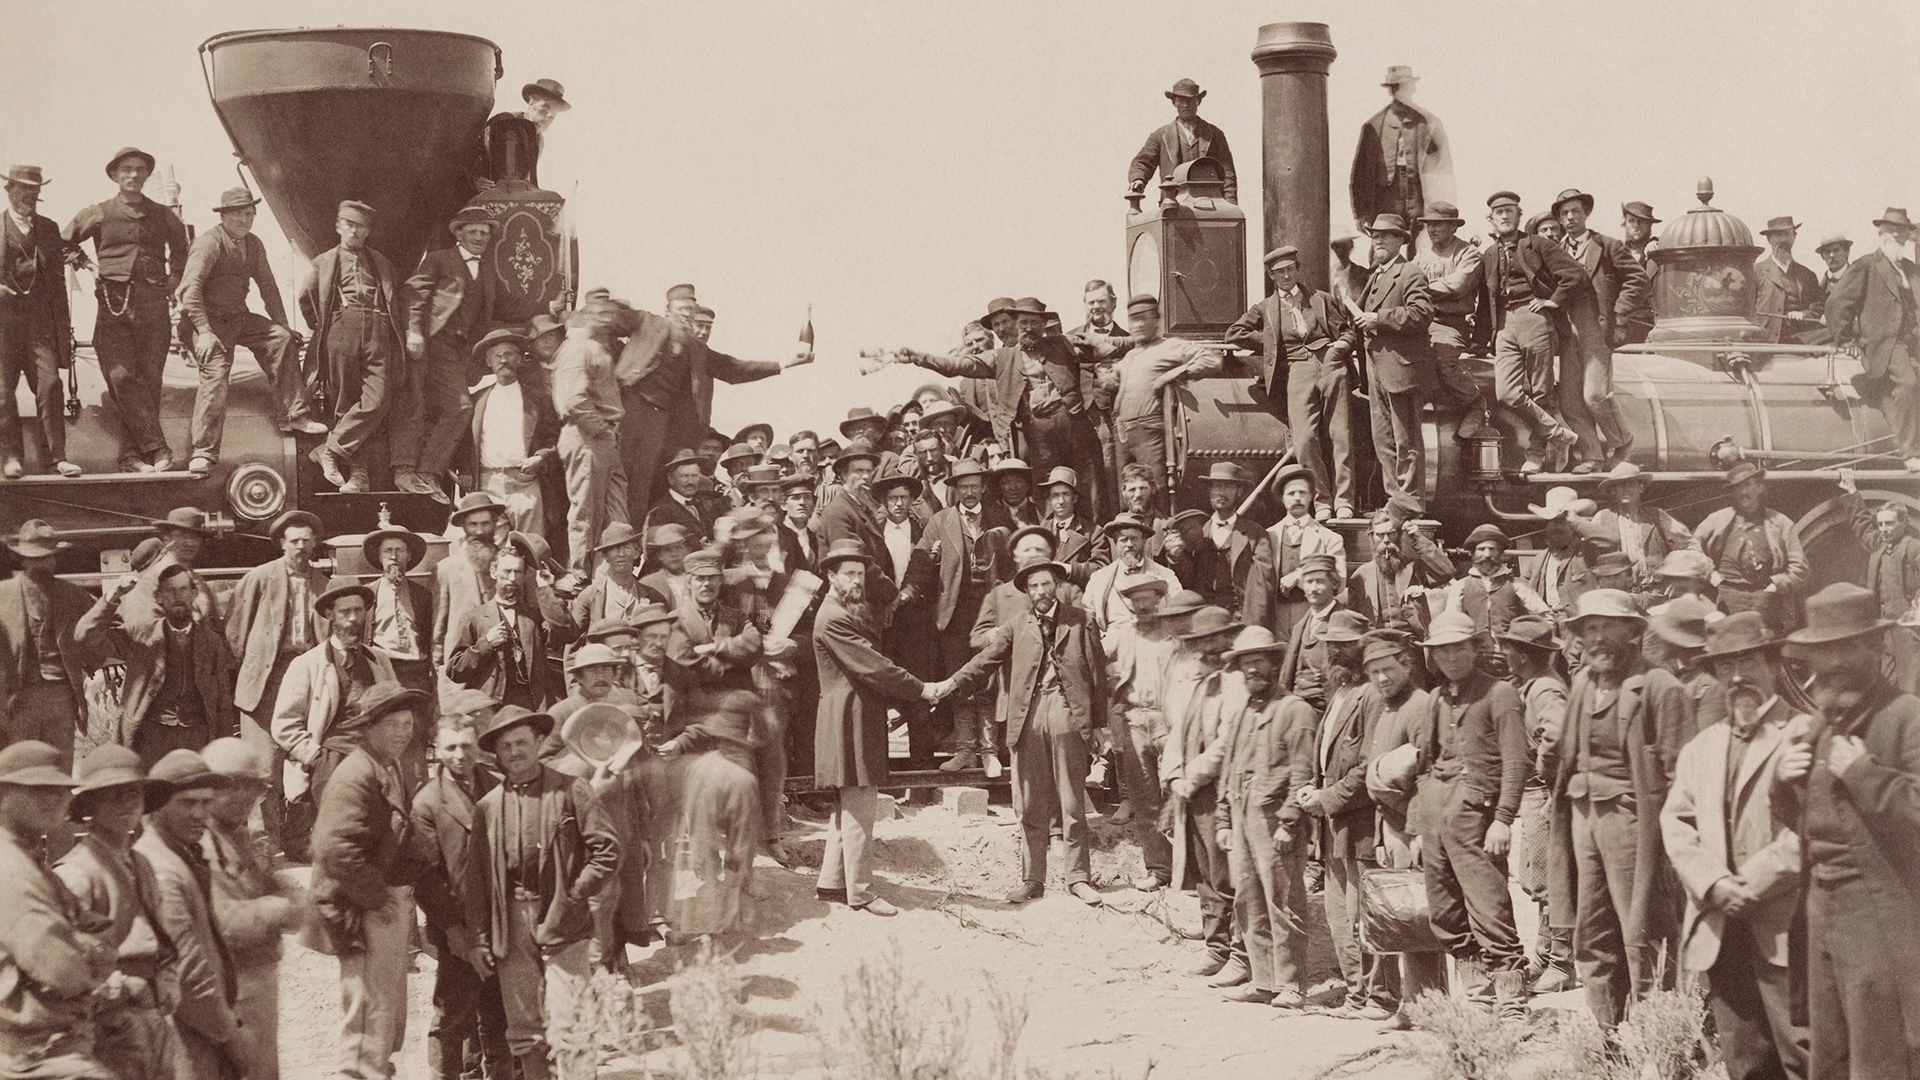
1647, 178, 1766, 343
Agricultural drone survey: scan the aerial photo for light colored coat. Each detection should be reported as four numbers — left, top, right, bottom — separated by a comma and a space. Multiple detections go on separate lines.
269, 641, 397, 800
225, 557, 329, 713
134, 828, 239, 1077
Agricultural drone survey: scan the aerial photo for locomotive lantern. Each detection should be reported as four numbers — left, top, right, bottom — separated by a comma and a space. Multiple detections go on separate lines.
1125, 158, 1247, 340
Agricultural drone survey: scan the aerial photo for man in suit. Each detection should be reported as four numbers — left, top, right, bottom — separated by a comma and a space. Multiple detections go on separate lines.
869, 471, 938, 766
436, 495, 501, 678
817, 449, 896, 608
301, 201, 408, 493
1660, 613, 1809, 1080
918, 459, 1011, 772
1225, 248, 1358, 518
1543, 589, 1688, 1029
1275, 558, 1355, 712
949, 560, 1109, 907
1480, 191, 1585, 474
1694, 463, 1809, 636
225, 510, 329, 847
1840, 469, 1920, 692
1194, 462, 1270, 615
1071, 280, 1130, 519
666, 548, 763, 708
469, 330, 557, 538
645, 450, 711, 548
1034, 467, 1104, 586
1553, 188, 1648, 470
1160, 606, 1249, 984
1442, 524, 1548, 680
398, 207, 498, 502
775, 474, 820, 575
0, 522, 93, 766
1083, 512, 1181, 637
1241, 466, 1343, 643
80, 565, 236, 766
447, 540, 574, 710
64, 148, 190, 474
1825, 207, 1920, 471
813, 541, 939, 916
1356, 214, 1435, 515
1350, 67, 1449, 243
360, 524, 437, 745
0, 166, 72, 478
1753, 215, 1826, 345
554, 300, 630, 581
1348, 511, 1452, 639
1814, 233, 1853, 297
1127, 78, 1237, 204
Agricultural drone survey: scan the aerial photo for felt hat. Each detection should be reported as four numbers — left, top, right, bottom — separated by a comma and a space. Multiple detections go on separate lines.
1759, 216, 1800, 236
1224, 625, 1285, 662
1102, 512, 1155, 539
580, 619, 637, 645
128, 538, 164, 573
1486, 191, 1522, 211
1598, 461, 1648, 488
1621, 201, 1661, 223
1725, 460, 1765, 486
948, 458, 990, 481
268, 510, 323, 539
104, 148, 154, 176
0, 742, 73, 788
1168, 508, 1209, 529
818, 539, 872, 573
1041, 466, 1078, 492
621, 604, 679, 633
448, 492, 503, 525
646, 523, 692, 549
1527, 485, 1597, 520
1322, 610, 1372, 643
1702, 610, 1777, 659
565, 642, 625, 673
1012, 560, 1070, 591
1814, 233, 1852, 254
1007, 525, 1058, 556
991, 457, 1032, 476
152, 507, 215, 535
314, 576, 374, 617
336, 200, 376, 225
1464, 523, 1509, 550
1262, 246, 1300, 267
871, 470, 923, 499
212, 187, 261, 213
1118, 575, 1170, 599
71, 745, 147, 800
839, 408, 886, 437
6, 520, 68, 558
1179, 606, 1243, 642
1420, 611, 1478, 647
1591, 552, 1635, 581
1365, 214, 1411, 238
562, 702, 645, 767
918, 400, 964, 425
834, 447, 879, 473
144, 749, 223, 811
4, 165, 48, 188
522, 78, 571, 110
447, 204, 494, 233
1873, 208, 1914, 230
682, 691, 760, 752
1420, 202, 1465, 224
1649, 595, 1721, 651
1008, 297, 1049, 316
682, 548, 724, 576
733, 423, 774, 447
737, 464, 785, 488
1275, 463, 1315, 492
594, 522, 642, 552
1127, 294, 1160, 313
1381, 65, 1417, 86
1784, 583, 1893, 646
980, 296, 1018, 325
780, 473, 820, 494
477, 705, 556, 753
505, 531, 562, 581
1166, 78, 1205, 99
471, 328, 529, 363
360, 525, 426, 571
1363, 636, 1411, 666
663, 449, 704, 473
441, 689, 500, 722
200, 737, 272, 784
1551, 189, 1596, 216
1655, 548, 1715, 583
1157, 589, 1208, 618
719, 443, 760, 470
1203, 461, 1251, 485
1498, 615, 1562, 653
339, 681, 429, 735
1565, 587, 1647, 628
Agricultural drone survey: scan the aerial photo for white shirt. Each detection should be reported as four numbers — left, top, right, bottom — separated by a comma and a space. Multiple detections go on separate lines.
478, 380, 528, 470
1208, 513, 1239, 549
372, 578, 424, 660
883, 519, 914, 586
5, 208, 32, 237
602, 576, 643, 622
461, 251, 482, 279
1565, 230, 1591, 261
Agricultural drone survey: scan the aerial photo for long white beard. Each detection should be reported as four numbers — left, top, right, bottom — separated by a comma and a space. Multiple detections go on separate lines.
1882, 235, 1911, 264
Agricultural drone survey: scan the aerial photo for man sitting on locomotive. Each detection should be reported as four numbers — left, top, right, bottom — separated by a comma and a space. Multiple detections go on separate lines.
1479, 191, 1582, 475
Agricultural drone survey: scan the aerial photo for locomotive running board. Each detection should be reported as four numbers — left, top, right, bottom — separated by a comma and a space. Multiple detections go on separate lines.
3, 469, 200, 485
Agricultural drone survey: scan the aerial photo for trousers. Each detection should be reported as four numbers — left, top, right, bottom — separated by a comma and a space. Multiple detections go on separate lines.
233, 964, 279, 1080
1491, 307, 1561, 452
8, 681, 79, 770
93, 286, 171, 458
1228, 799, 1308, 993
499, 900, 593, 1080
1708, 918, 1807, 1080
93, 999, 174, 1080
1429, 317, 1485, 414
1807, 874, 1920, 1080
1326, 851, 1398, 1006
1014, 403, 1077, 478
1011, 696, 1091, 887
1287, 355, 1354, 511
1571, 796, 1657, 1027
1114, 706, 1171, 881
559, 425, 628, 578
393, 335, 474, 474
1423, 784, 1523, 971
1379, 817, 1448, 1012
336, 885, 414, 1080
817, 785, 878, 906
1555, 299, 1629, 462
1877, 343, 1920, 461
619, 393, 676, 517
326, 309, 399, 462
1184, 784, 1241, 966
1367, 383, 1424, 517
190, 312, 303, 460
481, 469, 545, 539
0, 297, 67, 465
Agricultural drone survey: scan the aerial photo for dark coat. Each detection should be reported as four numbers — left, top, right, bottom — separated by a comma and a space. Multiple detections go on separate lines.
1358, 256, 1434, 394
1, 209, 72, 339
918, 503, 1013, 631
309, 747, 421, 952
818, 489, 900, 612
1849, 492, 1920, 618
1222, 288, 1355, 407
299, 244, 408, 369
411, 768, 496, 954
225, 558, 330, 713
609, 308, 783, 431
950, 601, 1109, 748
644, 494, 711, 548
1567, 230, 1651, 344
1349, 101, 1437, 226
913, 345, 1086, 454
1203, 516, 1270, 615
468, 378, 558, 483
405, 246, 498, 343
474, 765, 620, 954
1826, 249, 1920, 384
1127, 118, 1237, 203
0, 573, 93, 710
812, 592, 924, 788
778, 519, 821, 577
445, 595, 573, 709
1752, 255, 1826, 344
75, 592, 236, 749
667, 594, 761, 699
1346, 535, 1453, 637
1478, 233, 1592, 334
1310, 683, 1380, 858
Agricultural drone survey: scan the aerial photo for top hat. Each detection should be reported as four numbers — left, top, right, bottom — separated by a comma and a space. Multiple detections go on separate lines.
6, 520, 68, 559
1366, 213, 1411, 238
1166, 78, 1205, 99
361, 526, 426, 572
1759, 216, 1800, 236
152, 507, 214, 535
212, 187, 261, 213
1179, 606, 1244, 642
1420, 610, 1477, 647
1551, 189, 1596, 216
522, 78, 571, 110
1224, 625, 1285, 662
1012, 560, 1069, 591
1621, 201, 1661, 223
1203, 462, 1251, 486
1421, 202, 1465, 224
1566, 587, 1647, 627
1784, 583, 1893, 646
448, 492, 504, 525
1873, 208, 1914, 230
447, 205, 494, 233
268, 510, 323, 539
1382, 65, 1418, 86
104, 148, 155, 176
4, 165, 48, 188
477, 705, 556, 753
1702, 610, 1777, 660
1527, 485, 1597, 521
818, 539, 873, 573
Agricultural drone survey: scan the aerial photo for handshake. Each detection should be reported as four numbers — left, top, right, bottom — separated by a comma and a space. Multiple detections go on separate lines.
921, 677, 959, 703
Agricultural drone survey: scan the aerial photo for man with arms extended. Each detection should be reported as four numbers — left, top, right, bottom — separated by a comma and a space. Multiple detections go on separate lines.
1838, 468, 1920, 692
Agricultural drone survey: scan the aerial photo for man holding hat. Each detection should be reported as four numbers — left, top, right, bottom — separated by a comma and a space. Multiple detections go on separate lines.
1225, 248, 1358, 517
1694, 461, 1808, 635
554, 299, 632, 580
1086, 294, 1223, 480
399, 206, 501, 503
1814, 233, 1852, 297
0, 522, 93, 765
1351, 67, 1453, 244
1128, 78, 1237, 203
0, 164, 75, 478
53, 745, 177, 1080
1586, 462, 1698, 588
137, 749, 244, 1080
361, 521, 436, 726
469, 328, 557, 536
1825, 207, 1920, 472
1414, 201, 1494, 434
1348, 510, 1453, 641
1660, 612, 1810, 1080
1773, 582, 1920, 1078
309, 683, 430, 1080
1479, 190, 1586, 473
301, 199, 407, 494
64, 148, 189, 473
227, 511, 329, 837
1544, 588, 1687, 1029
1356, 212, 1436, 515
81, 564, 237, 766
1752, 215, 1826, 345
178, 186, 314, 478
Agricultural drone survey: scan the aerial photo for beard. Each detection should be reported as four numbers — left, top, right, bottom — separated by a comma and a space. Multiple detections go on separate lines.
1583, 640, 1628, 676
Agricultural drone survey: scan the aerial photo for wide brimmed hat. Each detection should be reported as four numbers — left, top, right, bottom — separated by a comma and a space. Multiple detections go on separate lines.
719, 443, 760, 469
1650, 595, 1721, 651
1157, 589, 1207, 618
1178, 606, 1243, 641
1783, 583, 1893, 646
448, 492, 503, 525
128, 538, 163, 573
0, 742, 74, 789
566, 642, 626, 673
1655, 548, 1715, 583
1703, 610, 1777, 660
1166, 78, 1205, 99
152, 507, 214, 535
1006, 525, 1057, 555
1102, 512, 1155, 539
1420, 611, 1477, 647
1599, 461, 1649, 488
105, 147, 154, 176
818, 539, 872, 573
1498, 615, 1562, 653
948, 458, 990, 481
1592, 552, 1635, 580
1365, 214, 1411, 238
1118, 576, 1170, 599
314, 576, 374, 617
871, 470, 923, 499
733, 423, 774, 447
269, 510, 323, 539
442, 689, 500, 722
918, 400, 964, 426
212, 187, 260, 213
647, 523, 692, 549
200, 737, 272, 783
1382, 65, 1417, 86
1621, 201, 1661, 223
471, 328, 530, 363
71, 745, 148, 802
1274, 463, 1315, 492
663, 449, 704, 472
522, 78, 571, 110
834, 447, 879, 473
6, 520, 68, 558
990, 457, 1032, 476
980, 296, 1018, 325
1323, 610, 1372, 644
361, 526, 426, 571
1527, 485, 1596, 520
1759, 216, 1800, 236
839, 408, 886, 436
339, 681, 429, 735
1872, 208, 1914, 230
595, 522, 642, 552
145, 749, 224, 812
1420, 202, 1465, 224
478, 705, 556, 752
1012, 560, 1070, 591
1815, 233, 1852, 254
1566, 587, 1647, 628
1464, 523, 1509, 549
624, 605, 677, 633
1551, 189, 1596, 216
1724, 460, 1766, 487
563, 702, 645, 767
1224, 625, 1285, 662
1204, 461, 1251, 486
1008, 297, 1049, 316
4, 165, 48, 188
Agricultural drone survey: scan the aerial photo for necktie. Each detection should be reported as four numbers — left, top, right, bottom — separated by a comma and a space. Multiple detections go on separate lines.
390, 580, 416, 653
290, 575, 312, 651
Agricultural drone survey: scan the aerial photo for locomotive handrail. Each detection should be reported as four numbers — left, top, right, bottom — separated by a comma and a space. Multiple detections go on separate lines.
366, 41, 394, 79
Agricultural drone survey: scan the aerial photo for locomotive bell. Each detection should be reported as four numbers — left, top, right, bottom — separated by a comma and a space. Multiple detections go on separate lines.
1125, 157, 1248, 341
1646, 178, 1767, 344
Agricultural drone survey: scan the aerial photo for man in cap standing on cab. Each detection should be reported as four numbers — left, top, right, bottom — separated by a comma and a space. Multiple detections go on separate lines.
398, 205, 502, 504
303, 200, 408, 494
1128, 78, 1237, 204
179, 186, 318, 479
1552, 187, 1646, 470
1225, 247, 1358, 519
0, 521, 93, 766
65, 148, 189, 474
1, 164, 75, 479
1772, 582, 1920, 1079
1825, 207, 1920, 473
474, 705, 620, 1080
1356, 213, 1435, 516
1479, 191, 1584, 474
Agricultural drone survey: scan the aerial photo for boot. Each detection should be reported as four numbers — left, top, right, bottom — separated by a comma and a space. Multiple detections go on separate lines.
1454, 954, 1493, 1007
1493, 968, 1528, 1021
516, 1052, 551, 1080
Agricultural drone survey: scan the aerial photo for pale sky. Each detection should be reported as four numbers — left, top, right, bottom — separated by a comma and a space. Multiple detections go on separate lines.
6, 0, 1915, 438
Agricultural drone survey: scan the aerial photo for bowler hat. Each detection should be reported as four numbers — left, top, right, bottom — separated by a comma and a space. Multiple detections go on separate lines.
646, 523, 692, 549
1599, 461, 1648, 488
565, 642, 625, 673
269, 510, 323, 538
1565, 588, 1647, 628
477, 705, 556, 753
1042, 466, 1078, 492
1420, 610, 1477, 647
336, 200, 376, 225
1650, 595, 1720, 651
1464, 523, 1509, 550
1366, 214, 1411, 238
1784, 583, 1893, 646
1873, 208, 1914, 231
1275, 464, 1315, 493
1012, 560, 1069, 591
471, 328, 530, 363
144, 749, 223, 811
200, 737, 272, 784
1381, 65, 1417, 86
980, 296, 1018, 325
339, 681, 429, 735
734, 423, 774, 447
1725, 460, 1765, 486
1655, 549, 1715, 583
1498, 615, 1562, 653
212, 187, 260, 213
1203, 462, 1251, 486
1621, 201, 1661, 223
834, 447, 879, 473
1759, 216, 1800, 236
818, 539, 872, 573
4, 165, 48, 188
562, 702, 645, 767
595, 522, 642, 552
0, 742, 74, 788
1158, 589, 1207, 618
6, 520, 68, 558
1420, 202, 1465, 224
1551, 189, 1596, 216
1224, 625, 1285, 662
361, 525, 426, 572
448, 492, 503, 525
1127, 294, 1160, 313
447, 205, 493, 233
1102, 512, 1154, 539
1008, 525, 1058, 555
152, 507, 214, 535
1323, 610, 1372, 643
1486, 191, 1522, 211
1166, 78, 1205, 100
104, 148, 154, 176
1527, 485, 1596, 520
991, 457, 1032, 476
314, 576, 374, 617
839, 408, 886, 437
1815, 233, 1852, 254
522, 78, 571, 110
1179, 606, 1243, 642
1703, 610, 1777, 660
683, 691, 760, 752
871, 470, 923, 499
1262, 246, 1300, 267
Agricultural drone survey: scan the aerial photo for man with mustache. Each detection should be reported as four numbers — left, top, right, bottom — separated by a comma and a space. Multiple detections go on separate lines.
1839, 468, 1920, 693
1543, 589, 1687, 1030
1774, 583, 1920, 1079
0, 522, 93, 768
1661, 612, 1810, 1080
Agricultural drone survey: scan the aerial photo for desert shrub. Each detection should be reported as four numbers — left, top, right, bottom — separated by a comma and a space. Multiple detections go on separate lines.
817, 943, 970, 1080
1404, 989, 1526, 1080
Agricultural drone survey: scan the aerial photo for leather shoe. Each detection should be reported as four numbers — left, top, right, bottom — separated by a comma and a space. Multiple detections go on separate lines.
938, 752, 977, 772
1181, 953, 1225, 977
1269, 987, 1306, 1011
1068, 882, 1102, 906
855, 896, 899, 917
149, 450, 175, 473
814, 887, 847, 904
53, 461, 81, 478
1003, 882, 1043, 905
1130, 873, 1168, 892
1107, 801, 1134, 826
187, 456, 213, 478
1531, 965, 1578, 994
312, 444, 347, 487
0, 459, 20, 480
1221, 985, 1273, 1004
1378, 1011, 1415, 1032
1206, 958, 1250, 988
342, 468, 371, 494
281, 418, 329, 435
983, 753, 1004, 779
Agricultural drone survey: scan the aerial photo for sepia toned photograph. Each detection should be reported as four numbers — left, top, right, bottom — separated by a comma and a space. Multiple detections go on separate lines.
0, 2, 1916, 1078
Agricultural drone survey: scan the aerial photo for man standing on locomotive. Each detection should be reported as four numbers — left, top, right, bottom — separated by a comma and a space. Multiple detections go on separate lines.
303, 200, 408, 495
65, 147, 190, 474
1, 165, 76, 479
1354, 214, 1435, 518
398, 205, 500, 505
1479, 191, 1583, 475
